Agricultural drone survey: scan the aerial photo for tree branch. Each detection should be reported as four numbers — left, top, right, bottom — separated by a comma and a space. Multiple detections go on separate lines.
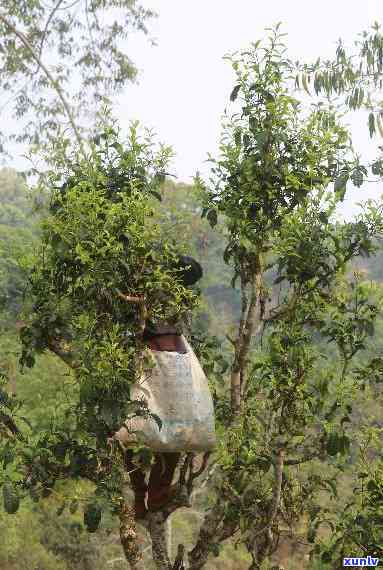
284, 451, 320, 465
47, 338, 80, 369
187, 452, 211, 489
119, 502, 142, 568
117, 292, 146, 304
119, 473, 142, 568
0, 13, 85, 156
247, 447, 285, 543
231, 255, 263, 418
188, 498, 226, 570
36, 0, 67, 70
147, 511, 172, 570
117, 291, 147, 337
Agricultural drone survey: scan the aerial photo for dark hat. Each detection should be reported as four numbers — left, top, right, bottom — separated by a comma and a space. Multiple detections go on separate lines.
175, 255, 203, 286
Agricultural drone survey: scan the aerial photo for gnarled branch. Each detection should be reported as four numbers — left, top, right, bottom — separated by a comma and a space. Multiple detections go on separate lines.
47, 338, 80, 370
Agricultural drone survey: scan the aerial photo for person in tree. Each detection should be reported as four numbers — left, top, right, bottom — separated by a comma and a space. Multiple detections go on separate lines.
114, 255, 214, 518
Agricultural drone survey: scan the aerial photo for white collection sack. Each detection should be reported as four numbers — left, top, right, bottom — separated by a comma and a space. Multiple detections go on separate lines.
114, 336, 216, 452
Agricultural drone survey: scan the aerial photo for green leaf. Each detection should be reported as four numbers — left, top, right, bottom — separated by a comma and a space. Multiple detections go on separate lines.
53, 442, 68, 462
2, 482, 19, 514
230, 85, 241, 102
334, 173, 348, 200
307, 525, 316, 543
149, 190, 162, 201
234, 129, 242, 146
209, 543, 220, 557
326, 432, 341, 456
1, 442, 15, 469
69, 498, 79, 514
56, 501, 67, 516
150, 413, 163, 431
321, 551, 332, 563
111, 141, 124, 153
206, 209, 218, 228
368, 112, 376, 137
84, 501, 102, 533
324, 478, 338, 498
351, 167, 364, 188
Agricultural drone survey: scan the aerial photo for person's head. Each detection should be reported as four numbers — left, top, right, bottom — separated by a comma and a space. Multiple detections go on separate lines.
174, 255, 203, 287
143, 255, 203, 334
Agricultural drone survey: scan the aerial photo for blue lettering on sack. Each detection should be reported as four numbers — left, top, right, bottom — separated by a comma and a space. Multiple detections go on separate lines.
343, 556, 379, 567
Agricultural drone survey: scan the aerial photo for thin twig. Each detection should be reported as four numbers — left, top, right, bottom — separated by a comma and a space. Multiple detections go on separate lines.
187, 452, 211, 494
35, 0, 67, 71
117, 292, 146, 304
179, 453, 192, 487
247, 447, 285, 541
0, 13, 85, 156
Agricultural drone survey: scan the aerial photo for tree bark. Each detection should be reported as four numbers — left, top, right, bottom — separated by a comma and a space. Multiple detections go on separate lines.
119, 502, 142, 568
47, 338, 80, 369
231, 255, 263, 419
119, 474, 142, 568
148, 511, 172, 570
188, 499, 226, 570
246, 447, 285, 568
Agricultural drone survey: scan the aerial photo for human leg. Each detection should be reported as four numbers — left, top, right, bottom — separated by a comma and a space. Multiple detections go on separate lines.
125, 449, 148, 518
147, 452, 181, 510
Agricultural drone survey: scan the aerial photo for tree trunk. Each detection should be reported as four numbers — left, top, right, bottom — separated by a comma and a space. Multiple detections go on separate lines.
230, 368, 242, 417
119, 502, 142, 568
119, 474, 142, 568
148, 511, 172, 570
188, 500, 225, 570
231, 255, 263, 419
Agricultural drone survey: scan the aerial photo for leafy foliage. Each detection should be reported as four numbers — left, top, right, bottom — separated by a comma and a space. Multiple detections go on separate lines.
298, 21, 383, 188
197, 27, 360, 288
0, 0, 155, 172
312, 433, 383, 566
0, 167, 37, 322
9, 124, 201, 544
190, 27, 383, 570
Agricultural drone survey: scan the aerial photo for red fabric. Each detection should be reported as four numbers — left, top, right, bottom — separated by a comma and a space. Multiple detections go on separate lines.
125, 450, 180, 517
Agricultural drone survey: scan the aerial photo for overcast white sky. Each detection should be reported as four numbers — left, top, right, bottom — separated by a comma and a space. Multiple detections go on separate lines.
116, 0, 383, 219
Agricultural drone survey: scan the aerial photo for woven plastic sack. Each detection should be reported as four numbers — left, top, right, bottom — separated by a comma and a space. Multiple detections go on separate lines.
114, 336, 216, 452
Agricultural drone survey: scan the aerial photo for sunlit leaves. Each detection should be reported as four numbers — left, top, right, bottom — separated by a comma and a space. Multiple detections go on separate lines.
298, 21, 383, 155
197, 26, 383, 566
334, 172, 349, 200
15, 126, 200, 518
197, 31, 356, 273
